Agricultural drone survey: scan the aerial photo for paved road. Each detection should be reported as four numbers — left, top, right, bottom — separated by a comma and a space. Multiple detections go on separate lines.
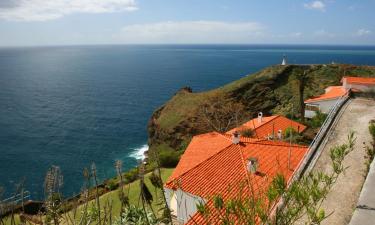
306, 98, 375, 225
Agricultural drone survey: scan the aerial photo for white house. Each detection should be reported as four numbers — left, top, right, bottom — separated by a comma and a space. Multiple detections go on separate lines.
304, 86, 348, 118
341, 76, 375, 92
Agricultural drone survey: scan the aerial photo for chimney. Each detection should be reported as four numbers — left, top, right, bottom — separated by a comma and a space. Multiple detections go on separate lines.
232, 131, 241, 144
247, 157, 258, 174
258, 112, 263, 124
277, 129, 283, 140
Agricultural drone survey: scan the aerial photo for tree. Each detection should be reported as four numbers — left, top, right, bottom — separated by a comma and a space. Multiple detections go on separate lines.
198, 95, 248, 133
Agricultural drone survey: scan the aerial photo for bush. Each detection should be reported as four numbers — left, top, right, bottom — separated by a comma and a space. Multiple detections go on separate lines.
159, 150, 181, 168
309, 111, 328, 128
105, 180, 118, 191
369, 122, 375, 138
284, 127, 298, 139
240, 129, 254, 137
123, 168, 139, 183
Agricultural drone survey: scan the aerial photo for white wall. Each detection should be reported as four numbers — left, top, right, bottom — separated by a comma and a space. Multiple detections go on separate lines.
315, 99, 339, 113
346, 84, 375, 92
305, 109, 316, 118
164, 188, 206, 223
305, 98, 339, 118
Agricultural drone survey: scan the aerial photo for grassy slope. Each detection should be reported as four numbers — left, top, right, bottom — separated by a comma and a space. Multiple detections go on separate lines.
61, 168, 174, 224
148, 64, 375, 152
3, 168, 174, 225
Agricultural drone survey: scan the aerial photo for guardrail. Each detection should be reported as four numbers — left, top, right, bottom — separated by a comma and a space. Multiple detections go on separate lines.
290, 94, 351, 183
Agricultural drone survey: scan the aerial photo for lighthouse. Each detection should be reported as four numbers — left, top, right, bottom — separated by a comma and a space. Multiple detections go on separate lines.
281, 55, 287, 66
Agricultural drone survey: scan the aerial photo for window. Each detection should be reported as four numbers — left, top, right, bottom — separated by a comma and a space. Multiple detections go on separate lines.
306, 104, 319, 111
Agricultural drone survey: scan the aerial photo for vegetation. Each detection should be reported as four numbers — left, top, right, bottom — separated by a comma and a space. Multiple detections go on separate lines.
308, 111, 328, 129
364, 121, 375, 175
148, 64, 375, 156
191, 132, 356, 225
0, 165, 174, 225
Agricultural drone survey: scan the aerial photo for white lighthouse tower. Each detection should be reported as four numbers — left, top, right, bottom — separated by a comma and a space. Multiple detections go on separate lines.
281, 55, 287, 66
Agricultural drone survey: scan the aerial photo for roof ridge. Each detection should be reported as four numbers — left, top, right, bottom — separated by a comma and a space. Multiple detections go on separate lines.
255, 141, 308, 148
238, 144, 253, 194
256, 115, 280, 129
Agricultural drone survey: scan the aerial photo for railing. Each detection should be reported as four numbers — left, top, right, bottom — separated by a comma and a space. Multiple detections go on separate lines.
0, 191, 31, 216
289, 94, 351, 183
0, 191, 31, 205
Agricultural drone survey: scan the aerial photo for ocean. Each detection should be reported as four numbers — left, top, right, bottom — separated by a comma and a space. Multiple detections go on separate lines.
1, 44, 375, 200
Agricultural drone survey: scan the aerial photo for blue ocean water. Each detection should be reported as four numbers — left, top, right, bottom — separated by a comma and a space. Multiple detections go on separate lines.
1, 44, 375, 200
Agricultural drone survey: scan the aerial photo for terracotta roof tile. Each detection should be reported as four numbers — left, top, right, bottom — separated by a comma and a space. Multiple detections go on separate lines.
173, 141, 308, 224
342, 76, 375, 85
227, 115, 306, 138
304, 86, 348, 103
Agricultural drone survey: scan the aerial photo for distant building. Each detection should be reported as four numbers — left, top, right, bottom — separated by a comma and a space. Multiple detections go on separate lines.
304, 76, 375, 118
164, 115, 308, 224
281, 55, 287, 65
304, 86, 348, 118
227, 113, 306, 139
341, 76, 375, 92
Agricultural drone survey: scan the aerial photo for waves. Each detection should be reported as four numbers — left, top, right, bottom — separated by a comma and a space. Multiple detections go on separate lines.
130, 144, 148, 160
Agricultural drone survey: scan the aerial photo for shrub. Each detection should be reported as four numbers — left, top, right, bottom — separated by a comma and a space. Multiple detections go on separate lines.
159, 150, 181, 168
123, 168, 139, 183
240, 129, 254, 137
309, 111, 327, 128
369, 122, 375, 139
284, 127, 298, 139
105, 180, 118, 191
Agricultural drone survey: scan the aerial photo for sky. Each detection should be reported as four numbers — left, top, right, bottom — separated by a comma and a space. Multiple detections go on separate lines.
0, 0, 374, 46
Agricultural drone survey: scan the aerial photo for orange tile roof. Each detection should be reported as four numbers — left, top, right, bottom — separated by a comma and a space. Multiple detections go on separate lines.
227, 115, 307, 139
165, 138, 308, 224
166, 132, 233, 184
342, 76, 375, 85
304, 86, 348, 103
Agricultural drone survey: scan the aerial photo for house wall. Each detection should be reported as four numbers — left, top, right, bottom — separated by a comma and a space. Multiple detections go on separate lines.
344, 83, 375, 92
164, 188, 206, 223
305, 99, 339, 118
305, 109, 316, 118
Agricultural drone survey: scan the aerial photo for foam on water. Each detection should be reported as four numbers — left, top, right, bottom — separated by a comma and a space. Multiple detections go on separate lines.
130, 144, 148, 160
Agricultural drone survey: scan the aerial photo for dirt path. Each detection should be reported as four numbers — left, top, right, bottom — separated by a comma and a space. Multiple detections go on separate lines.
308, 98, 375, 225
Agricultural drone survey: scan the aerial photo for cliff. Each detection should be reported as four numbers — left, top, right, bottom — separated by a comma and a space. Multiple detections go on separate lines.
147, 64, 375, 154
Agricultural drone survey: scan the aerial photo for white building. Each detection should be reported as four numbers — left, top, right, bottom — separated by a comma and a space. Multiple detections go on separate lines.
304, 86, 348, 118
341, 76, 375, 92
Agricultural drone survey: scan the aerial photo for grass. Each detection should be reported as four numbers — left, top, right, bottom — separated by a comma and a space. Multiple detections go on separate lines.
2, 168, 174, 225
60, 168, 174, 224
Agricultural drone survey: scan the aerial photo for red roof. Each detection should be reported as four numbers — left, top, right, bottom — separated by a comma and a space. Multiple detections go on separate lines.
341, 76, 375, 85
227, 115, 307, 138
165, 134, 308, 224
304, 86, 348, 103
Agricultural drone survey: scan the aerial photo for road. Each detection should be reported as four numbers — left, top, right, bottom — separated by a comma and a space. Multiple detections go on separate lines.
307, 98, 375, 225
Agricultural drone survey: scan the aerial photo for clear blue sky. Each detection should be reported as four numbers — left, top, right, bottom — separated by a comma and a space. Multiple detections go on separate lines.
0, 0, 374, 46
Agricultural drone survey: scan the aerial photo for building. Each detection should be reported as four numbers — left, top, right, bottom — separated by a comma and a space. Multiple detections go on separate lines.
281, 55, 287, 66
304, 76, 375, 118
227, 113, 307, 139
304, 86, 348, 118
341, 76, 375, 92
164, 132, 308, 224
